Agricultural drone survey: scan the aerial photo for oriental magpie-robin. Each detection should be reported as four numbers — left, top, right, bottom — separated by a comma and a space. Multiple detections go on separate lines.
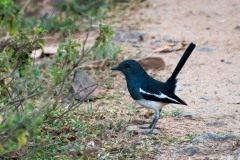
111, 43, 196, 134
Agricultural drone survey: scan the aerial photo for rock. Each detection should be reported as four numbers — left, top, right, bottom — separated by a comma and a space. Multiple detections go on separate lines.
113, 30, 146, 42
200, 96, 211, 101
138, 57, 165, 70
225, 61, 232, 64
196, 47, 215, 52
234, 148, 240, 155
226, 155, 235, 160
234, 25, 240, 31
31, 49, 43, 58
128, 39, 138, 44
70, 70, 98, 101
43, 46, 58, 55
220, 59, 232, 64
192, 132, 239, 142
205, 121, 225, 127
177, 144, 199, 156
163, 35, 179, 43
113, 30, 125, 41
150, 39, 161, 48
234, 149, 240, 160
179, 112, 202, 120
126, 31, 146, 41
139, 35, 145, 41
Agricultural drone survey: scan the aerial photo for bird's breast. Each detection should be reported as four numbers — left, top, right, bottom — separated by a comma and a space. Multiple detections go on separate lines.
126, 79, 142, 100
136, 99, 166, 111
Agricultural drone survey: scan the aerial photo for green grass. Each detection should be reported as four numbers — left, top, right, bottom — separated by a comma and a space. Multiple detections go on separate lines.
162, 107, 183, 117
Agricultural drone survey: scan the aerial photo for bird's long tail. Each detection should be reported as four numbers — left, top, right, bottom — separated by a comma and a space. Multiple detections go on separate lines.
166, 43, 196, 92
167, 42, 196, 82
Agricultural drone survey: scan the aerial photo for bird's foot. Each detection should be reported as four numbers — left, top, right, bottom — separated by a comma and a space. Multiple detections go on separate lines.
141, 129, 160, 135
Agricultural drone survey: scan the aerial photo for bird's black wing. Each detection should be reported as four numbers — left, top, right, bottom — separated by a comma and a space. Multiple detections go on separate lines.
140, 78, 187, 105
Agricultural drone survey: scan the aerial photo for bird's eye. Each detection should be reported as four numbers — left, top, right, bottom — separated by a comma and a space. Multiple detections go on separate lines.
125, 64, 131, 69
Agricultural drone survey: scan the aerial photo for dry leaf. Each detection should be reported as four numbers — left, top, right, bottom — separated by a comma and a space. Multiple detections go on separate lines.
153, 41, 188, 53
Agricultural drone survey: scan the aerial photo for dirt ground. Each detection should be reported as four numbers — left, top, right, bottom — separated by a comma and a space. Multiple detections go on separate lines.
38, 0, 240, 159
107, 0, 240, 159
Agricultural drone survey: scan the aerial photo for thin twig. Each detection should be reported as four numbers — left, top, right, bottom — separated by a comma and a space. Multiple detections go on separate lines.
14, 87, 24, 112
29, 80, 45, 95
0, 35, 41, 81
54, 84, 98, 121
0, 92, 42, 112
52, 23, 93, 110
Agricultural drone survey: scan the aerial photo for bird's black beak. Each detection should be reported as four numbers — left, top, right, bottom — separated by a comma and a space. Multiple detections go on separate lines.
111, 66, 120, 71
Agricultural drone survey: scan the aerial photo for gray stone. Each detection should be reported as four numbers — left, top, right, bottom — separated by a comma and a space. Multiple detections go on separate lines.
205, 121, 225, 127
179, 112, 202, 120
114, 30, 146, 42
70, 70, 98, 101
163, 35, 179, 43
177, 144, 199, 156
150, 39, 161, 47
127, 31, 146, 41
200, 96, 211, 101
192, 132, 239, 142
234, 25, 240, 31
234, 149, 240, 155
196, 47, 216, 52
226, 155, 235, 160
113, 30, 125, 41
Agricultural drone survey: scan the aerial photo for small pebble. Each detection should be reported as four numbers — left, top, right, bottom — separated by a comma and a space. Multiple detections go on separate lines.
200, 96, 211, 101
196, 47, 215, 52
205, 121, 225, 127
177, 144, 199, 156
192, 132, 239, 142
225, 61, 232, 64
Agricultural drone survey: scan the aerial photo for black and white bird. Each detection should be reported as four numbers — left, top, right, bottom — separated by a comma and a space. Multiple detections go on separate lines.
111, 43, 196, 134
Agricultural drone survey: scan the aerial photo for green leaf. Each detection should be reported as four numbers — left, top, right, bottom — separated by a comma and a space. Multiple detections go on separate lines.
7, 139, 18, 151
36, 28, 48, 34
17, 131, 28, 148
0, 144, 4, 153
39, 39, 46, 47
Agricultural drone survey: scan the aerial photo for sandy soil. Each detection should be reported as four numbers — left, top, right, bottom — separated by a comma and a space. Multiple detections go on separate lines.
110, 0, 240, 159
36, 0, 240, 159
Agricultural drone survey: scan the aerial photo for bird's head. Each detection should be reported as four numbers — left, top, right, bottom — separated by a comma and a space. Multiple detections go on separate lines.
111, 60, 146, 78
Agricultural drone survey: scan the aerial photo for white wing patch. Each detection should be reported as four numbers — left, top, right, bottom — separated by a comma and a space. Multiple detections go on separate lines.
139, 88, 180, 104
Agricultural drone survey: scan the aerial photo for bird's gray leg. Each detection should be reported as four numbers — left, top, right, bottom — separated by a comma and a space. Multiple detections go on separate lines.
139, 116, 157, 129
142, 110, 161, 135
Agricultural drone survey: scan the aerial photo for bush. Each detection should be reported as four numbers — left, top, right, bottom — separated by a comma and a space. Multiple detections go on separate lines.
0, 23, 115, 157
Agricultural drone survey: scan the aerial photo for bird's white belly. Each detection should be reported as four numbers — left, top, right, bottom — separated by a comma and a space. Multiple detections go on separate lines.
136, 99, 166, 111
